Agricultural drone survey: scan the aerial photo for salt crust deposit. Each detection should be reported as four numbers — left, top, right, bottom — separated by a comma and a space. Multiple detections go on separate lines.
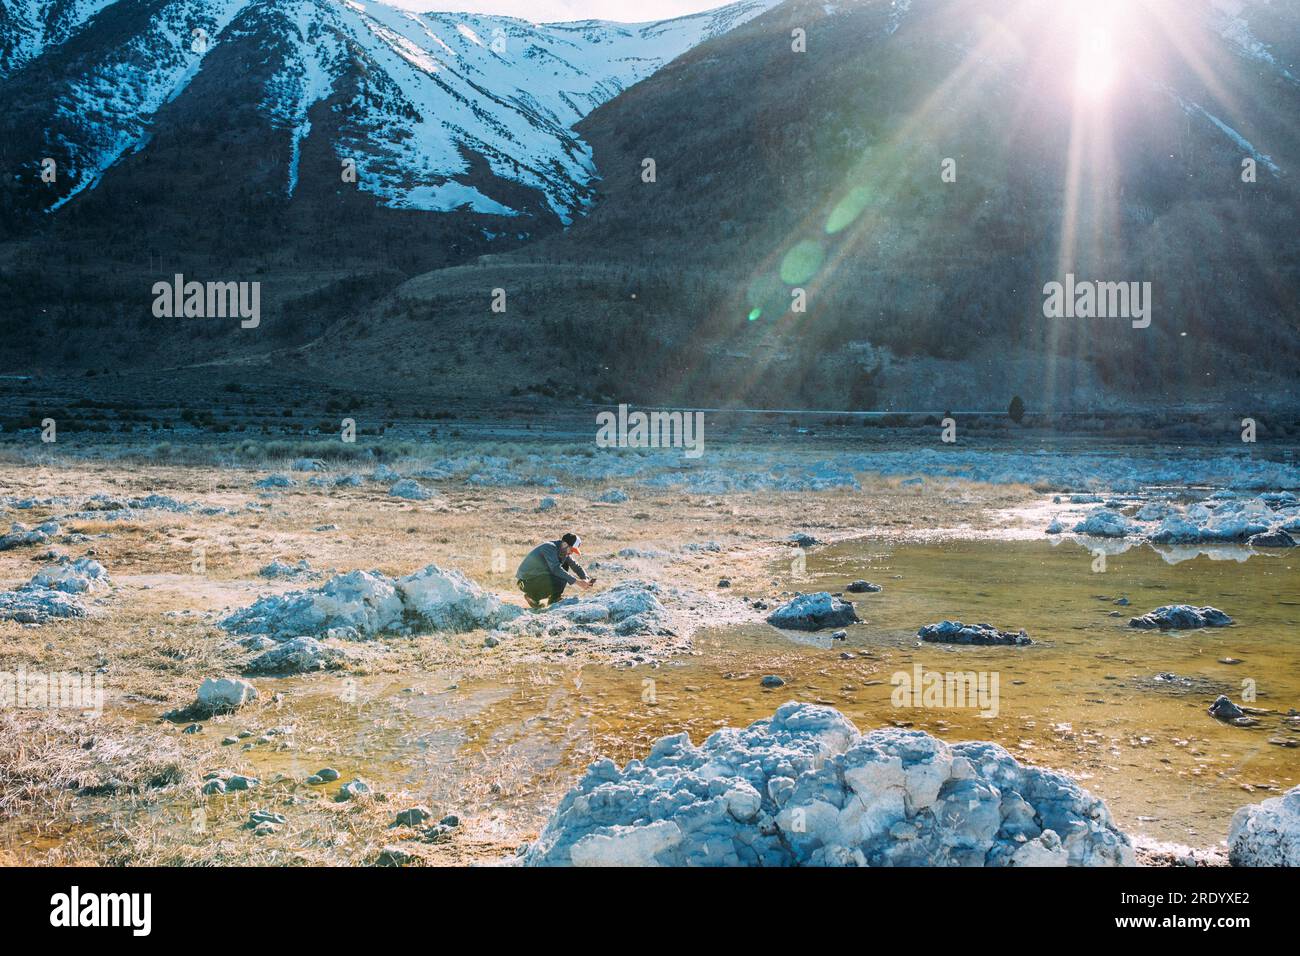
221, 564, 521, 639
1052, 496, 1300, 546
1229, 785, 1300, 867
0, 558, 110, 623
525, 703, 1135, 867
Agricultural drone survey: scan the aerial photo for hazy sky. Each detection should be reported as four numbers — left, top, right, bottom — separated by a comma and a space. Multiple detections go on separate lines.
383, 0, 730, 24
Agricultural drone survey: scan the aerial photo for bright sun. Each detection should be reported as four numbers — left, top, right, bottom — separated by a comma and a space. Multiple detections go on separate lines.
1066, 0, 1128, 103
1076, 27, 1118, 99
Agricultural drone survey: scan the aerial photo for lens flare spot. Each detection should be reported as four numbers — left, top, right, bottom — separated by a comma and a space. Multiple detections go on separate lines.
826, 187, 872, 234
747, 307, 762, 322
780, 240, 825, 285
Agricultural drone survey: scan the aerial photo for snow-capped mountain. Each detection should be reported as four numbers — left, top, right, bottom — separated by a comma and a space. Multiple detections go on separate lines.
0, 0, 779, 220
0, 0, 117, 75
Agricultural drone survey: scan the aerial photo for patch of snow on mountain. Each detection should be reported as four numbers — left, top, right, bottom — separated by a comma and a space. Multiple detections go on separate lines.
0, 0, 119, 77
46, 0, 248, 212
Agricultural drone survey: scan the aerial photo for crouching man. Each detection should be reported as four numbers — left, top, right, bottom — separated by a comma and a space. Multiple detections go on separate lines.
516, 532, 594, 608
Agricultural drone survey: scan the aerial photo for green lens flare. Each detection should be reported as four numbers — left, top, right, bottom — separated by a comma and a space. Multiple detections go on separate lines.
826, 186, 872, 235
780, 240, 825, 285
747, 307, 762, 322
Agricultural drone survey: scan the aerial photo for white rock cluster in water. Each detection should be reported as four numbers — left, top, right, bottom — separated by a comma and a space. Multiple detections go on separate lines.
918, 621, 1032, 646
1229, 785, 1300, 866
524, 703, 1135, 867
1127, 605, 1232, 630
1053, 495, 1300, 546
0, 558, 110, 623
766, 592, 859, 631
1072, 508, 1134, 537
221, 564, 521, 640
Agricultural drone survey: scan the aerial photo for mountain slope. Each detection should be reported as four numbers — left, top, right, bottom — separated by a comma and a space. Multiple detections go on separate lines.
0, 0, 777, 371
2, 0, 1297, 415
0, 0, 118, 76
0, 0, 780, 222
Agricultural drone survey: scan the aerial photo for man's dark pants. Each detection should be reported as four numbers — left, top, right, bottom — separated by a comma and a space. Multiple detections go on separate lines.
519, 576, 566, 606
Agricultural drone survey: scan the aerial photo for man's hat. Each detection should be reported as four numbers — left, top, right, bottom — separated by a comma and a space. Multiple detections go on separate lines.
562, 532, 582, 554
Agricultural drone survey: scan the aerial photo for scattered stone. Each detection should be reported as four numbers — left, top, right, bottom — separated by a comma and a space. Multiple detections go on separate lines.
918, 621, 1032, 646
1209, 695, 1245, 721
484, 634, 500, 648
258, 558, 318, 580
537, 497, 557, 512
196, 677, 258, 714
182, 723, 203, 735
255, 474, 295, 489
394, 806, 433, 827
1128, 605, 1232, 630
717, 579, 730, 588
767, 592, 859, 631
760, 675, 785, 688
227, 775, 260, 791
1229, 785, 1300, 866
596, 489, 629, 503
787, 533, 819, 548
682, 541, 721, 553
1136, 673, 1229, 697
389, 479, 433, 500
440, 814, 460, 828
375, 846, 415, 867
201, 779, 227, 795
523, 702, 1134, 866
0, 522, 58, 551
245, 636, 342, 675
1248, 529, 1296, 548
246, 809, 286, 828
337, 779, 372, 802
845, 581, 882, 593
315, 768, 340, 782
